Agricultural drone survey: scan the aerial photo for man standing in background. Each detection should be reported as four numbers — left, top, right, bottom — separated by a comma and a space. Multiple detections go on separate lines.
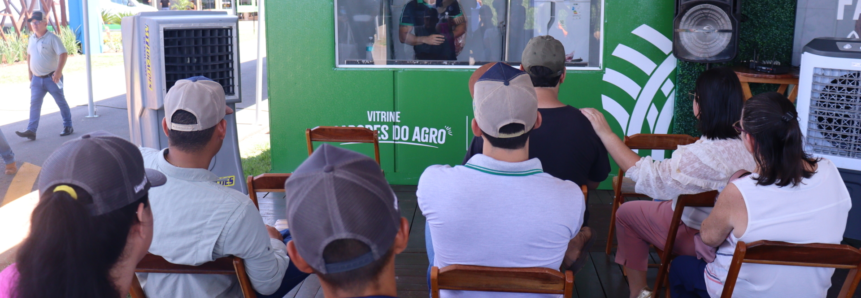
16, 11, 73, 141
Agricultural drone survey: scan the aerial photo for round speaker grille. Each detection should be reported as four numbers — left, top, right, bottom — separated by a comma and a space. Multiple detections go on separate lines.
678, 4, 733, 58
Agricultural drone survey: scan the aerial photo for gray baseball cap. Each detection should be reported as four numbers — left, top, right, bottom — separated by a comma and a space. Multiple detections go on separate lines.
38, 131, 166, 216
473, 63, 538, 138
521, 35, 566, 78
285, 144, 399, 274
165, 76, 234, 132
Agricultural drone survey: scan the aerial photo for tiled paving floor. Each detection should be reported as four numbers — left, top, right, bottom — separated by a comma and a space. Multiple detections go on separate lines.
261, 186, 861, 298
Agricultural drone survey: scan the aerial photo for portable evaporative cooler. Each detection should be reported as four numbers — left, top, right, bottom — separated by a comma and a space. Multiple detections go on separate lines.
122, 11, 246, 194
797, 37, 861, 241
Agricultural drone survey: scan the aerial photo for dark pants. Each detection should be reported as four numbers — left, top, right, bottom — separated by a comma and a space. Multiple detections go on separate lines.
255, 229, 310, 298
29, 75, 72, 132
669, 256, 710, 298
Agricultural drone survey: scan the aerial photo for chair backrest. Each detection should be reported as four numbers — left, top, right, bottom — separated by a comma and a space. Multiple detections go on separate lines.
246, 173, 291, 209
581, 185, 588, 204
130, 254, 256, 298
664, 190, 719, 259
721, 240, 861, 298
623, 134, 699, 151
652, 190, 719, 297
430, 265, 574, 298
306, 126, 381, 165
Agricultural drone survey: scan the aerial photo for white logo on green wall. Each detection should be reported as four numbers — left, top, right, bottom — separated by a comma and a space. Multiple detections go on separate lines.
338, 110, 454, 148
602, 24, 677, 159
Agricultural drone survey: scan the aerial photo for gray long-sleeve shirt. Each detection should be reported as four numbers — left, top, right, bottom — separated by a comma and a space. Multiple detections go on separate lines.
136, 148, 289, 297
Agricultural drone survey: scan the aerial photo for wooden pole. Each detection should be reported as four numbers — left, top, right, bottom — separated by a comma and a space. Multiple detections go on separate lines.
59, 0, 66, 26
0, 12, 7, 41
11, 0, 26, 36
47, 0, 60, 34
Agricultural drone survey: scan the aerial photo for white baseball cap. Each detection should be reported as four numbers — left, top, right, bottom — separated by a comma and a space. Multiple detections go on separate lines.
473, 63, 538, 138
165, 77, 234, 132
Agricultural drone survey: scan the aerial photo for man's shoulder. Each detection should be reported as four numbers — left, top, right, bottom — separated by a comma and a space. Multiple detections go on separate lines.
526, 173, 583, 196
419, 164, 460, 180
151, 176, 251, 210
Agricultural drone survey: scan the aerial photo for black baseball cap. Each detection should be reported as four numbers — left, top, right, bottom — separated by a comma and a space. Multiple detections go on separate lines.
38, 131, 166, 216
28, 11, 43, 22
285, 144, 400, 274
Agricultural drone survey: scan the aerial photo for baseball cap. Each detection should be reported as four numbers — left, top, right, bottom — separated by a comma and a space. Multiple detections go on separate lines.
28, 11, 43, 22
473, 63, 538, 138
38, 131, 167, 216
521, 35, 566, 78
468, 62, 496, 98
285, 144, 400, 274
165, 76, 234, 132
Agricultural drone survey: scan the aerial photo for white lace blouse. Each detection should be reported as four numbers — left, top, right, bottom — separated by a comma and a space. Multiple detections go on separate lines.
625, 138, 756, 229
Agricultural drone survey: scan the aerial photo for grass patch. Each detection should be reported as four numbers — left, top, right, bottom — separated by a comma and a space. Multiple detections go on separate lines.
241, 141, 271, 178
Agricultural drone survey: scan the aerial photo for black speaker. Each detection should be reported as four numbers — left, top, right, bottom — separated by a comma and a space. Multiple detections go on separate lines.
673, 0, 741, 63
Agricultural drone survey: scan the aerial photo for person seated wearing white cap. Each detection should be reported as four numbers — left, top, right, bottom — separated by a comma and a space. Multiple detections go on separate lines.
137, 77, 307, 298
417, 63, 586, 297
284, 144, 410, 298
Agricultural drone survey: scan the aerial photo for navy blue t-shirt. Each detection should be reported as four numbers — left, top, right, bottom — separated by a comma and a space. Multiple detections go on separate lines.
400, 0, 463, 60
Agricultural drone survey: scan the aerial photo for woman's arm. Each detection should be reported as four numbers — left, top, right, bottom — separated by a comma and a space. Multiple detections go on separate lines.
580, 108, 641, 171
700, 183, 747, 246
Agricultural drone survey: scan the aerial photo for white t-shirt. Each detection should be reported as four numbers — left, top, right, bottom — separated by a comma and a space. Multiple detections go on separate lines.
418, 154, 585, 298
705, 158, 851, 297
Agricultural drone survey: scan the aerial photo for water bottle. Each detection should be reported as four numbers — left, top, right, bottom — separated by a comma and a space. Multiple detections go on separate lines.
366, 36, 374, 61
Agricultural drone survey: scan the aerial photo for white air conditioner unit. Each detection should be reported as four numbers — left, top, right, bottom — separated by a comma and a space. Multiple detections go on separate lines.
797, 37, 861, 241
122, 11, 246, 194
798, 37, 861, 171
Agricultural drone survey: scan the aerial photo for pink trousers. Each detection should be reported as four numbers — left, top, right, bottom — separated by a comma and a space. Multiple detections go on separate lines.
614, 200, 699, 271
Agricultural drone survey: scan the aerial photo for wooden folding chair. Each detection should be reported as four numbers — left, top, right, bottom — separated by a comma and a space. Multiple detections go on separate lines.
130, 254, 256, 298
652, 190, 718, 298
721, 240, 861, 298
306, 127, 381, 165
605, 134, 699, 254
246, 173, 291, 209
431, 265, 574, 298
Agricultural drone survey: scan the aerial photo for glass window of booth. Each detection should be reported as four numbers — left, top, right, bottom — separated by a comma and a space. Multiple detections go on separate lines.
335, 0, 603, 68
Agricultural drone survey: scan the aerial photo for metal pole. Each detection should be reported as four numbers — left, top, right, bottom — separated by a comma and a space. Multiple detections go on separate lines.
83, 0, 97, 118
254, 0, 264, 125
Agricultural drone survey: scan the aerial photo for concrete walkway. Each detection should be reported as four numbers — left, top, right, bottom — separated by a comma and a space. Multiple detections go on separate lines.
0, 20, 270, 203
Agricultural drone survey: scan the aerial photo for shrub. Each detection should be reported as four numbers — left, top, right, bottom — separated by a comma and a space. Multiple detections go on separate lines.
59, 26, 81, 55
0, 31, 29, 64
171, 0, 194, 10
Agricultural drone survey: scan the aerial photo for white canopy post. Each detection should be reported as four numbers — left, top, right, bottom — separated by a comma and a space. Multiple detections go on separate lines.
254, 0, 264, 125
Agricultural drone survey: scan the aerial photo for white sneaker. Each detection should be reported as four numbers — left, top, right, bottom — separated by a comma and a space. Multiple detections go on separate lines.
635, 287, 653, 298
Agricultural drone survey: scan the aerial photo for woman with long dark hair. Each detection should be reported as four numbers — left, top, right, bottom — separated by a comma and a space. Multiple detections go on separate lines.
669, 92, 852, 297
581, 67, 756, 298
0, 132, 166, 298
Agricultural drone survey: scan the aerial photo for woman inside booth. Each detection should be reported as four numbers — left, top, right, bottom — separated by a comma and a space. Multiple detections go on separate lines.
669, 92, 851, 297
581, 67, 756, 298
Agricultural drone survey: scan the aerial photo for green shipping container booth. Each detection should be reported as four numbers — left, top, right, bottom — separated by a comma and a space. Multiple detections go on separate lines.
266, 0, 679, 186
